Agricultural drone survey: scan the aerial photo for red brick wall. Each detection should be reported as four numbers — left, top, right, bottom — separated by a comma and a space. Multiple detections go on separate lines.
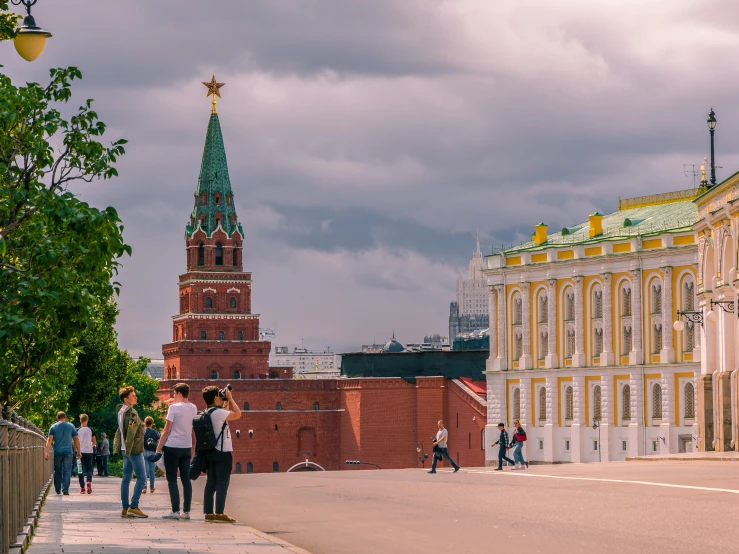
446, 380, 486, 468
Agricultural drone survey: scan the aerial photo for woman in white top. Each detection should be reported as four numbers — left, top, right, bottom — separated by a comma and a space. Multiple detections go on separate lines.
155, 383, 198, 519
201, 385, 241, 522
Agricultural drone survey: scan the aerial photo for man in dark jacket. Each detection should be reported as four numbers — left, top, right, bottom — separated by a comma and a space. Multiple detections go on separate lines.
492, 422, 515, 471
113, 386, 147, 518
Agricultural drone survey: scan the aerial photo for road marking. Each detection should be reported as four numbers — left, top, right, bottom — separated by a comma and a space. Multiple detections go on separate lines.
461, 469, 739, 495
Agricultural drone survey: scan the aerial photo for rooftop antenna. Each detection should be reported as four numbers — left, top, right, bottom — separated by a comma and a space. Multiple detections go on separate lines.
683, 164, 701, 188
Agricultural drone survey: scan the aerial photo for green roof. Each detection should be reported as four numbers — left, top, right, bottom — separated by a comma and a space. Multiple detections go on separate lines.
504, 197, 698, 254
186, 113, 243, 239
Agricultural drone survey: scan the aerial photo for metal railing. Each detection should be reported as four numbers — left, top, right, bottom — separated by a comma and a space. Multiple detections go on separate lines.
0, 407, 53, 554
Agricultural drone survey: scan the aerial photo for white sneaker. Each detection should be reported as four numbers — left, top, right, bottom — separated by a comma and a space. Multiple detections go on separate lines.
162, 512, 180, 519
180, 512, 190, 520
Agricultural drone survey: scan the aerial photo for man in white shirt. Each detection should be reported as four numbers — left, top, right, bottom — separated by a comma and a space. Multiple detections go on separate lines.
429, 420, 460, 474
155, 383, 198, 520
201, 385, 241, 523
75, 414, 97, 494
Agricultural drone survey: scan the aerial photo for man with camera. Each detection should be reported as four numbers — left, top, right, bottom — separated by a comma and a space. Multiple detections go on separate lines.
201, 384, 241, 523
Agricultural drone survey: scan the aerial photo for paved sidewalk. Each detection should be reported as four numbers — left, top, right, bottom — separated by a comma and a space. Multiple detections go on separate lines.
28, 476, 310, 554
627, 451, 739, 461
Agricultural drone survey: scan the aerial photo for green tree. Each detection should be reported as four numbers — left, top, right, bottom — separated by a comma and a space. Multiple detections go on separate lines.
67, 299, 129, 416
0, 1, 20, 43
0, 64, 130, 413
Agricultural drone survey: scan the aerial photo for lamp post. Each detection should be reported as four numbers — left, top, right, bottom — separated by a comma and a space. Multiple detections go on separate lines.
707, 108, 717, 187
11, 0, 52, 62
416, 443, 429, 468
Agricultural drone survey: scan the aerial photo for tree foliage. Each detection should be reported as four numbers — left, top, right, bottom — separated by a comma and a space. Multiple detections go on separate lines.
0, 1, 19, 43
0, 65, 130, 410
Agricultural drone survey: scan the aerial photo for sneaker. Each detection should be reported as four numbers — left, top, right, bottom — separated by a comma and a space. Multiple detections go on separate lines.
80, 488, 86, 494
427, 470, 436, 474
525, 461, 529, 468
494, 468, 503, 471
180, 512, 190, 520
150, 488, 156, 493
121, 509, 129, 518
205, 514, 215, 522
453, 467, 460, 473
62, 491, 69, 495
127, 508, 148, 519
142, 489, 147, 494
212, 514, 236, 523
162, 512, 180, 520
86, 483, 92, 494
55, 490, 61, 495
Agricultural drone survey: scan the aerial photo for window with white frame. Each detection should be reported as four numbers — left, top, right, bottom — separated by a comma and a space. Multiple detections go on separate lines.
622, 287, 632, 317
539, 387, 546, 421
539, 293, 548, 323
652, 383, 662, 418
513, 294, 523, 325
566, 327, 575, 358
539, 330, 548, 360
592, 287, 603, 319
653, 323, 663, 354
622, 325, 632, 356
514, 332, 523, 360
622, 384, 631, 420
684, 382, 695, 418
513, 388, 521, 421
594, 328, 603, 357
684, 280, 696, 352
565, 290, 575, 321
565, 386, 574, 420
652, 282, 662, 315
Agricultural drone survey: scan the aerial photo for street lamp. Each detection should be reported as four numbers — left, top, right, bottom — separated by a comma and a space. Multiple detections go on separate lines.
416, 442, 429, 468
11, 0, 52, 62
707, 108, 717, 187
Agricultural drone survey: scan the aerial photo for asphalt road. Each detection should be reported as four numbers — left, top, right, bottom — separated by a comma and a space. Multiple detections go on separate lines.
193, 462, 739, 554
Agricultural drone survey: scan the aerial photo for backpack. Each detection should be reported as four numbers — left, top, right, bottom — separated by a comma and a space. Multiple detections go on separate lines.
516, 427, 527, 442
192, 408, 227, 452
144, 429, 159, 451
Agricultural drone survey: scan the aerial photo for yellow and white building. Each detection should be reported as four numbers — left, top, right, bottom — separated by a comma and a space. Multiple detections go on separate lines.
483, 189, 700, 463
694, 170, 739, 453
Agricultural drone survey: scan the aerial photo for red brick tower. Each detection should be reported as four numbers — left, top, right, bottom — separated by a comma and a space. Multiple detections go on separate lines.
162, 76, 270, 382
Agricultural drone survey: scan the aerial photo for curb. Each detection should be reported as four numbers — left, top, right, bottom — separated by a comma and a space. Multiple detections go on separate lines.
627, 456, 739, 462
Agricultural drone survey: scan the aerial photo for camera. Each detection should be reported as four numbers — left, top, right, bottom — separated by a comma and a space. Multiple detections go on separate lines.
218, 384, 233, 400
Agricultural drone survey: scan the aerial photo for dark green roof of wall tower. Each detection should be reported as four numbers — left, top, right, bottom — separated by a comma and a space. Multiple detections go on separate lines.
186, 113, 244, 239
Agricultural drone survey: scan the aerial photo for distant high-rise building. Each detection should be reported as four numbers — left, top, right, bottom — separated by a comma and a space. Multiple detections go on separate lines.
449, 234, 489, 339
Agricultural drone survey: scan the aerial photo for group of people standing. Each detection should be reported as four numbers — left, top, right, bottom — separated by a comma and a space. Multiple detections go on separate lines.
114, 382, 241, 522
45, 382, 242, 522
45, 412, 111, 495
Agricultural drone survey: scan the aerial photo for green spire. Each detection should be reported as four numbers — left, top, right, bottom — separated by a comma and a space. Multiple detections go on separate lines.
187, 113, 242, 238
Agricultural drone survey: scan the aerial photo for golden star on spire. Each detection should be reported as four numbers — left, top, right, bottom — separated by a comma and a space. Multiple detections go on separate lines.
202, 74, 225, 113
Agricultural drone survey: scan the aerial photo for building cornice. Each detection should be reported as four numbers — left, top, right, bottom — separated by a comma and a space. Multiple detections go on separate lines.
172, 313, 261, 321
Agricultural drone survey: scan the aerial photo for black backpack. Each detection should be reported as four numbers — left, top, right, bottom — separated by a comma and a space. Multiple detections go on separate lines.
192, 408, 227, 452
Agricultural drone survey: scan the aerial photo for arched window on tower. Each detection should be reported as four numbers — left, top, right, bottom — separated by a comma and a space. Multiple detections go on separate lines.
198, 243, 205, 266
215, 242, 223, 266
205, 297, 213, 309
233, 370, 241, 379
214, 192, 222, 205
233, 247, 239, 267
230, 297, 237, 309
200, 193, 207, 206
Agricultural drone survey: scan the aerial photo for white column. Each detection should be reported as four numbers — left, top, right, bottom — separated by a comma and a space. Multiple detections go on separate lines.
660, 372, 672, 452
629, 269, 644, 365
487, 286, 498, 372
601, 273, 615, 366
544, 375, 556, 462
661, 266, 675, 363
599, 376, 611, 462
520, 374, 531, 464
494, 284, 507, 371
545, 279, 559, 369
571, 374, 584, 462
520, 282, 532, 369
485, 372, 506, 466
572, 276, 586, 367
692, 263, 701, 361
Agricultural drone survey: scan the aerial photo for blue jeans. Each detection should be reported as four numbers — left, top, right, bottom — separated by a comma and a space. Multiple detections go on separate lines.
513, 442, 526, 466
145, 455, 157, 490
121, 453, 146, 510
53, 454, 73, 493
431, 448, 459, 472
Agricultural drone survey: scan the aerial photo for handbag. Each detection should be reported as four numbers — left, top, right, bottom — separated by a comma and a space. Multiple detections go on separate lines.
189, 450, 207, 481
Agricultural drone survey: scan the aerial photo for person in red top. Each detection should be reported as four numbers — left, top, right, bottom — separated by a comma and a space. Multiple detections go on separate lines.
509, 418, 528, 470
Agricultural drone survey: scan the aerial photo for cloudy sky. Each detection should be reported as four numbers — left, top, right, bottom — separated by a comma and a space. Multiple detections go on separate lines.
5, 0, 739, 357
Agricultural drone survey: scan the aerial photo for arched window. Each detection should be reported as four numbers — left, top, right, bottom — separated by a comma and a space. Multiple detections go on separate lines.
653, 324, 663, 354
200, 193, 207, 206
538, 387, 546, 421
539, 330, 548, 360
565, 386, 574, 420
198, 243, 205, 266
313, 402, 320, 411
594, 328, 603, 357
622, 384, 631, 420
652, 383, 662, 418
565, 290, 575, 321
272, 462, 279, 473
593, 385, 602, 422
513, 293, 522, 325
243, 402, 250, 411
276, 402, 282, 411
514, 332, 523, 360
684, 280, 696, 352
237, 331, 243, 340
622, 287, 632, 316
233, 247, 239, 267
566, 328, 575, 358
230, 297, 237, 308
201, 331, 207, 340
235, 462, 242, 474
218, 331, 225, 340
622, 326, 632, 355
214, 192, 221, 205
205, 297, 213, 309
246, 462, 253, 473
592, 286, 603, 319
539, 293, 548, 323
513, 388, 521, 421
210, 371, 218, 380
233, 370, 241, 379
684, 383, 695, 418
652, 283, 662, 314
215, 242, 223, 266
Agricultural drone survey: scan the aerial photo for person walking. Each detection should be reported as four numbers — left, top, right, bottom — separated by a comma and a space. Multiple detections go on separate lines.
492, 422, 516, 471
97, 433, 110, 477
44, 411, 81, 495
143, 417, 160, 494
428, 420, 460, 474
75, 414, 97, 494
113, 386, 148, 518
509, 418, 528, 470
155, 383, 197, 520
201, 385, 241, 522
